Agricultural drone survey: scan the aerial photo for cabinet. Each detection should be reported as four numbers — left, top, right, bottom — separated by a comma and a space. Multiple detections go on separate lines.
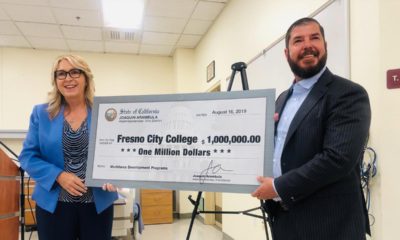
140, 189, 173, 225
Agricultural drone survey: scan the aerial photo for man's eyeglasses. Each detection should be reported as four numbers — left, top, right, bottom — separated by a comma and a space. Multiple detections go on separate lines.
54, 69, 83, 80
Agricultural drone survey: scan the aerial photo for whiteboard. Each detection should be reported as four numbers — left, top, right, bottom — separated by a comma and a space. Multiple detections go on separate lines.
229, 0, 349, 95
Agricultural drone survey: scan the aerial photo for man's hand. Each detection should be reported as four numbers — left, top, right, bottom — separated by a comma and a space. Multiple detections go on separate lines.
251, 176, 278, 200
56, 172, 87, 196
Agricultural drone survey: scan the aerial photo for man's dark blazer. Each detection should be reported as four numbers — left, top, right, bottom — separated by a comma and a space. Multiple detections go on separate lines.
266, 69, 371, 240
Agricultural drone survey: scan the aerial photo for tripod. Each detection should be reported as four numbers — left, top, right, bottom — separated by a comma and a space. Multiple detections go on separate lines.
185, 62, 271, 240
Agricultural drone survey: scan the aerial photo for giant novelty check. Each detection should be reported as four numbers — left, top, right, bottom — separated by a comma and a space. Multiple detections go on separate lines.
86, 90, 275, 193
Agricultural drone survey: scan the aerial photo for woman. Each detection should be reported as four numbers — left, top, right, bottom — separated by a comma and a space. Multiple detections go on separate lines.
20, 55, 118, 240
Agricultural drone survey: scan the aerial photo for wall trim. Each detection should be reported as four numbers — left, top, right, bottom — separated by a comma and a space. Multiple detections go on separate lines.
0, 130, 27, 139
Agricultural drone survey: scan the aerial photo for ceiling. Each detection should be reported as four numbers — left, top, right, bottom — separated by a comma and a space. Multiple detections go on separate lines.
0, 0, 229, 56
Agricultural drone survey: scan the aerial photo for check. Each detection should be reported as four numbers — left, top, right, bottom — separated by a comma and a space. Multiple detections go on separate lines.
86, 90, 275, 193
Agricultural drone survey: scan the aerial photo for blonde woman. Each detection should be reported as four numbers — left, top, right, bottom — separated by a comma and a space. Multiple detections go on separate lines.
20, 55, 118, 240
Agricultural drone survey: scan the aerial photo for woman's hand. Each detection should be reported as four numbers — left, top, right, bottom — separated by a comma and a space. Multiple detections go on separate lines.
56, 172, 87, 196
102, 183, 117, 192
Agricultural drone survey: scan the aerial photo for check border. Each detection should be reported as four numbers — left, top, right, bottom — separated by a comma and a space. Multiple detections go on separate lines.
86, 89, 275, 193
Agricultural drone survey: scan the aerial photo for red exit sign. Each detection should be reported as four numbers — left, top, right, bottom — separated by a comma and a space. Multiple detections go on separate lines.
387, 69, 400, 89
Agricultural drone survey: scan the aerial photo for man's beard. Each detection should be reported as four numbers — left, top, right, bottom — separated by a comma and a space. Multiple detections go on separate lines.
287, 48, 327, 79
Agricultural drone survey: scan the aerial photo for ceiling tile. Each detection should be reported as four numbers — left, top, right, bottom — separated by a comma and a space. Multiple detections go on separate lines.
143, 16, 187, 33
0, 21, 20, 35
176, 34, 201, 48
183, 19, 212, 35
192, 1, 225, 20
2, 4, 56, 23
53, 8, 102, 27
0, 35, 30, 47
49, 0, 101, 10
17, 22, 63, 38
142, 32, 179, 45
146, 0, 197, 18
105, 41, 139, 54
61, 25, 102, 41
67, 39, 104, 52
27, 36, 68, 50
0, 0, 229, 56
140, 44, 173, 56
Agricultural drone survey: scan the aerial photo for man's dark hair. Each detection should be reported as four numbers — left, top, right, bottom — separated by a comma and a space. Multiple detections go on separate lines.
285, 17, 325, 48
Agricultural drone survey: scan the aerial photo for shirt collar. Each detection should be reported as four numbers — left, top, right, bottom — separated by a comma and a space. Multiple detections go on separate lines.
296, 66, 327, 90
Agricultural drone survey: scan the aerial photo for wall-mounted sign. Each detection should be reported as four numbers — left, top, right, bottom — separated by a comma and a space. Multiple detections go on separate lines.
387, 69, 400, 89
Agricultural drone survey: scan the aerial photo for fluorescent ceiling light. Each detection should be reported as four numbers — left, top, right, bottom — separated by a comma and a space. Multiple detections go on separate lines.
102, 0, 145, 29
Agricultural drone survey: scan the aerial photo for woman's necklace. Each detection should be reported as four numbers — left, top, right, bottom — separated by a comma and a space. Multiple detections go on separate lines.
64, 106, 87, 128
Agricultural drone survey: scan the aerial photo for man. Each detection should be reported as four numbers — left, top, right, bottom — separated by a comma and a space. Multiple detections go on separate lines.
251, 18, 371, 240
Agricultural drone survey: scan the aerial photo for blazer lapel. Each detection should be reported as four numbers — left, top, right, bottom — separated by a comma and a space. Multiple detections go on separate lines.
284, 69, 333, 146
87, 106, 92, 131
51, 105, 65, 168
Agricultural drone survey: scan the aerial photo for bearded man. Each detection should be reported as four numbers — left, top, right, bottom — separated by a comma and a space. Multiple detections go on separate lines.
252, 18, 371, 240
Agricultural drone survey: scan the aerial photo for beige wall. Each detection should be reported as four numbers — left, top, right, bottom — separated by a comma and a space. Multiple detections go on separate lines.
350, 0, 381, 239
194, 0, 327, 92
0, 48, 175, 130
376, 0, 400, 239
351, 0, 400, 239
173, 48, 197, 94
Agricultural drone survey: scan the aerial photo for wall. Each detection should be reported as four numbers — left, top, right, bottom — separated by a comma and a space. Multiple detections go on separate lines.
0, 48, 175, 130
173, 48, 197, 94
376, 0, 400, 239
350, 0, 381, 239
194, 0, 328, 92
350, 1, 400, 239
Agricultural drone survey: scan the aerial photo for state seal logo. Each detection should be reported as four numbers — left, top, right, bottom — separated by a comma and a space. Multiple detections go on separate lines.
105, 108, 117, 121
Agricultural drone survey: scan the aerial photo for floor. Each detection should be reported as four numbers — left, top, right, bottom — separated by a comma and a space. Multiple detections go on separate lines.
22, 218, 224, 240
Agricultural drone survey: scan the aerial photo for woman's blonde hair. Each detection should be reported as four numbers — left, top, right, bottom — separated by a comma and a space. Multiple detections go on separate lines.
47, 54, 95, 119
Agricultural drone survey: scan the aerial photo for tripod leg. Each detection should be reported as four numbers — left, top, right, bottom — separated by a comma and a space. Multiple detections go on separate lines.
240, 68, 250, 90
260, 200, 270, 240
227, 69, 237, 91
186, 191, 203, 240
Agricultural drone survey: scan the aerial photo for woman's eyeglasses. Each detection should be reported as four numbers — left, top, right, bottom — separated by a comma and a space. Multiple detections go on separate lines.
54, 69, 83, 80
